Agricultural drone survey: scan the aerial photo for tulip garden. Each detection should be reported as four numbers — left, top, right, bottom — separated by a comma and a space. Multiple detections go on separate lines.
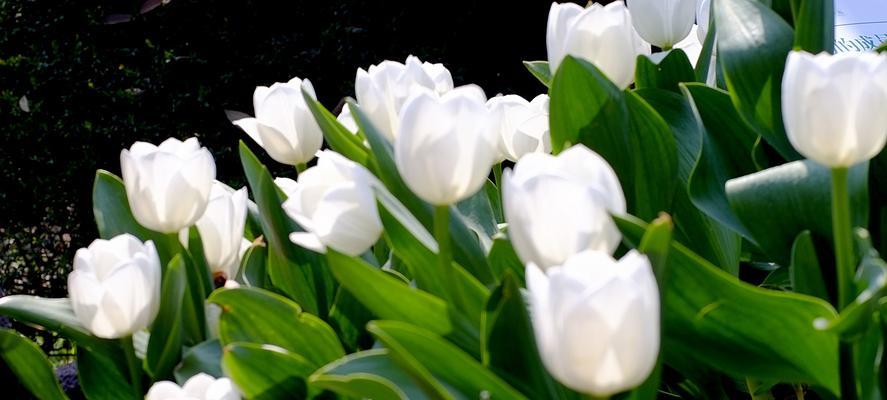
2, 0, 887, 399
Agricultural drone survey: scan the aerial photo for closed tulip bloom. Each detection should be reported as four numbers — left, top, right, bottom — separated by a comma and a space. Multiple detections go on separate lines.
527, 250, 660, 397
782, 51, 887, 167
121, 137, 216, 233
696, 0, 711, 42
487, 94, 551, 162
355, 55, 454, 140
504, 145, 626, 270
67, 234, 161, 339
395, 85, 498, 205
628, 0, 696, 49
146, 373, 240, 400
547, 1, 650, 89
232, 78, 324, 166
279, 151, 383, 256
180, 182, 248, 280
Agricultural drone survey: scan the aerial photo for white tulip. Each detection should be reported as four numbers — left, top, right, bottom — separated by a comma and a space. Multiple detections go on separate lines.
278, 151, 383, 256
628, 0, 696, 49
67, 234, 161, 339
146, 373, 240, 400
179, 182, 248, 280
355, 55, 454, 140
232, 78, 324, 166
336, 106, 359, 134
674, 25, 702, 66
696, 0, 711, 43
487, 94, 551, 162
546, 1, 651, 89
395, 85, 498, 205
120, 137, 216, 233
782, 51, 887, 167
504, 145, 625, 270
527, 250, 660, 397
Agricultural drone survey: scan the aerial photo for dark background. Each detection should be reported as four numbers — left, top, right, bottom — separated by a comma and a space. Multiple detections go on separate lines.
0, 0, 576, 308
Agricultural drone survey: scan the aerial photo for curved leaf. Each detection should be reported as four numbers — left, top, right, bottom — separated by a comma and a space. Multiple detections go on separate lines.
523, 61, 551, 87
310, 349, 429, 400
301, 88, 369, 166
146, 254, 187, 380
635, 50, 697, 93
0, 329, 67, 400
222, 342, 315, 399
174, 339, 223, 384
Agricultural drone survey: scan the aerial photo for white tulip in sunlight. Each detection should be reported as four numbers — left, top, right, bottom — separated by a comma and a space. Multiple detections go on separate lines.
696, 0, 711, 42
504, 144, 625, 270
179, 182, 248, 280
782, 51, 887, 167
527, 250, 660, 397
546, 1, 650, 89
487, 94, 551, 162
355, 55, 454, 140
232, 77, 324, 166
674, 25, 702, 66
146, 373, 240, 400
278, 151, 383, 256
67, 234, 161, 339
395, 85, 498, 205
628, 0, 696, 49
337, 106, 359, 134
120, 137, 215, 233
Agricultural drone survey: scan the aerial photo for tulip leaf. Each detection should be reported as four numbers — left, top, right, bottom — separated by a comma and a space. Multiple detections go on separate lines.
301, 88, 369, 167
715, 0, 800, 160
221, 342, 315, 399
695, 13, 718, 83
328, 286, 374, 353
789, 231, 830, 301
236, 243, 268, 288
634, 50, 697, 93
146, 254, 187, 380
368, 320, 528, 400
174, 339, 223, 384
239, 141, 335, 317
791, 0, 834, 53
310, 349, 429, 400
523, 60, 552, 87
616, 214, 840, 395
77, 348, 135, 400
208, 287, 344, 368
0, 295, 118, 356
624, 91, 678, 221
726, 160, 868, 265
0, 329, 67, 400
487, 233, 524, 283
181, 229, 210, 345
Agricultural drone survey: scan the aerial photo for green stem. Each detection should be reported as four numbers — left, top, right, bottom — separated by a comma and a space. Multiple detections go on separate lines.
121, 336, 142, 399
493, 163, 504, 222
831, 167, 858, 400
295, 163, 307, 174
433, 205, 465, 314
840, 343, 857, 400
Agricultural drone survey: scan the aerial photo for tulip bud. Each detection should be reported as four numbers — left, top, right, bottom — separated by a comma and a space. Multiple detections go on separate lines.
355, 55, 454, 140
278, 151, 383, 256
782, 51, 887, 168
527, 250, 660, 397
146, 373, 240, 400
120, 137, 216, 233
628, 0, 696, 49
546, 1, 650, 89
232, 78, 324, 166
337, 106, 359, 134
395, 85, 498, 205
504, 145, 625, 270
487, 94, 551, 162
67, 234, 161, 339
179, 182, 248, 280
696, 0, 711, 43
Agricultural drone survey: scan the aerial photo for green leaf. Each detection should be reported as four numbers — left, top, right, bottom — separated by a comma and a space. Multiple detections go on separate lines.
235, 243, 268, 288
616, 214, 840, 395
624, 91, 678, 221
789, 231, 830, 301
487, 233, 524, 283
301, 88, 369, 166
369, 320, 527, 399
328, 286, 374, 353
523, 60, 551, 87
0, 329, 67, 400
146, 254, 187, 380
174, 339, 223, 384
208, 287, 344, 368
634, 50, 697, 93
694, 9, 718, 83
716, 0, 800, 160
791, 0, 834, 53
0, 296, 117, 356
77, 348, 134, 400
310, 349, 430, 400
221, 342, 315, 399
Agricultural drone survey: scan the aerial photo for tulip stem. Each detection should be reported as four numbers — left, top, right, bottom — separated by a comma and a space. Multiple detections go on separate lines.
121, 335, 142, 399
493, 163, 504, 222
295, 163, 307, 174
433, 205, 466, 315
831, 167, 858, 400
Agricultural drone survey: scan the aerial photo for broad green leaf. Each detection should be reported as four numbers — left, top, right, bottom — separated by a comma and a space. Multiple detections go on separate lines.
454, 186, 497, 253
716, 0, 800, 160
208, 287, 344, 368
182, 229, 210, 345
146, 255, 187, 380
0, 329, 67, 400
624, 91, 678, 221
328, 286, 373, 353
487, 234, 524, 283
616, 215, 840, 395
301, 88, 369, 166
0, 296, 117, 356
310, 349, 430, 400
791, 0, 834, 53
789, 231, 830, 301
185, 227, 214, 299
523, 60, 552, 87
235, 243, 268, 288
77, 348, 135, 400
174, 339, 223, 384
369, 320, 527, 399
222, 342, 314, 399
634, 50, 697, 93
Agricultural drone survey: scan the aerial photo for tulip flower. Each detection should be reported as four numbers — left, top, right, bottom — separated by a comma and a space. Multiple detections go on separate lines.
487, 94, 551, 162
120, 137, 216, 233
278, 150, 383, 256
674, 25, 702, 66
179, 182, 248, 280
628, 0, 696, 49
146, 373, 240, 400
395, 85, 498, 206
546, 1, 650, 89
232, 77, 324, 166
696, 0, 711, 42
527, 250, 660, 397
67, 234, 161, 339
355, 55, 453, 140
504, 145, 625, 270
